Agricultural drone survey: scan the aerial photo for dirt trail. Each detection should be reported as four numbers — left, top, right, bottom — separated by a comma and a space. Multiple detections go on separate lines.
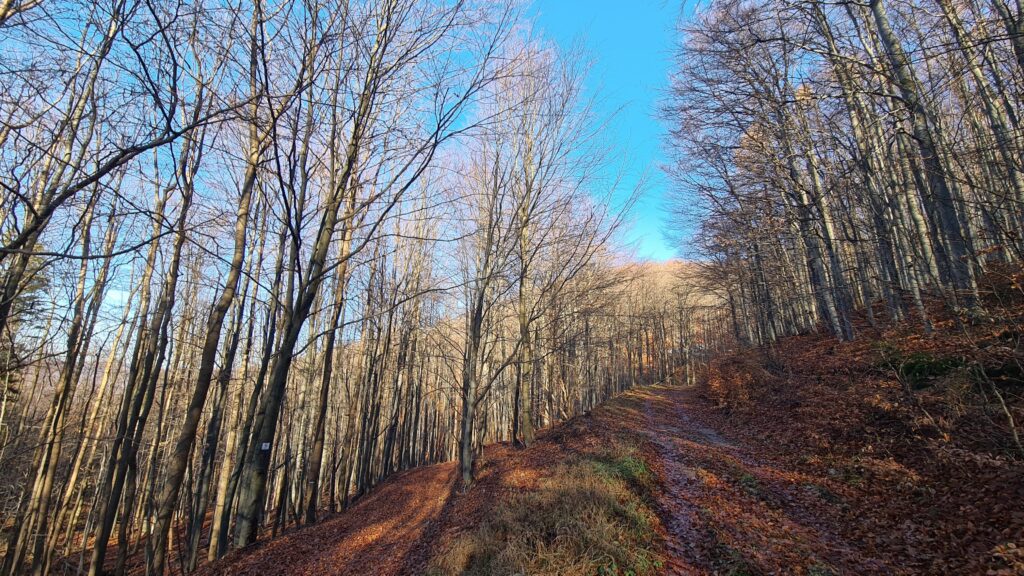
637, 383, 891, 575
640, 387, 720, 576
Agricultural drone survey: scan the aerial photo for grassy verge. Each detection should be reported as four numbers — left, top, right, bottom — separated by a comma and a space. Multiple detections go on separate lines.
427, 439, 663, 576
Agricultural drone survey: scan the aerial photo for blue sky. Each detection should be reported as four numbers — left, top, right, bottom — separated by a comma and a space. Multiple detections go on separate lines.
529, 0, 683, 261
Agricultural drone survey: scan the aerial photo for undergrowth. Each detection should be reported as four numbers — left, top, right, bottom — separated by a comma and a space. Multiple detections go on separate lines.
427, 442, 663, 576
874, 337, 1024, 457
875, 343, 966, 390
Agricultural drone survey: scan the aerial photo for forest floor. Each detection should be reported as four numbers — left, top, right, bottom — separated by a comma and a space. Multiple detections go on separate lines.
204, 312, 1024, 576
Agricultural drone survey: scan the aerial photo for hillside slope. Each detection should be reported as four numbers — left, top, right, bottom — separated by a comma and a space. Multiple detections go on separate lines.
201, 389, 666, 576
204, 317, 1024, 576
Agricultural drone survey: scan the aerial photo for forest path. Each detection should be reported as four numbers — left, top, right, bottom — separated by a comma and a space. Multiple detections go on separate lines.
636, 383, 890, 575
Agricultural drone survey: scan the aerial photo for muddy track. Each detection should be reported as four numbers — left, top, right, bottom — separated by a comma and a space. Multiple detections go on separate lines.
638, 383, 892, 575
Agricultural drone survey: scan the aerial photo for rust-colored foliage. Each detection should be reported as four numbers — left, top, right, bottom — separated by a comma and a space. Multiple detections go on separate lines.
202, 296, 1024, 576
673, 301, 1024, 575
200, 400, 665, 576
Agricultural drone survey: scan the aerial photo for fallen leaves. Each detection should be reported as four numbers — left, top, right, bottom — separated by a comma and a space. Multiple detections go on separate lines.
202, 302, 1024, 576
672, 308, 1024, 575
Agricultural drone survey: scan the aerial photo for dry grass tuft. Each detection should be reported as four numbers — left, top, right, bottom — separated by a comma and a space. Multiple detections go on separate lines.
427, 442, 662, 576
